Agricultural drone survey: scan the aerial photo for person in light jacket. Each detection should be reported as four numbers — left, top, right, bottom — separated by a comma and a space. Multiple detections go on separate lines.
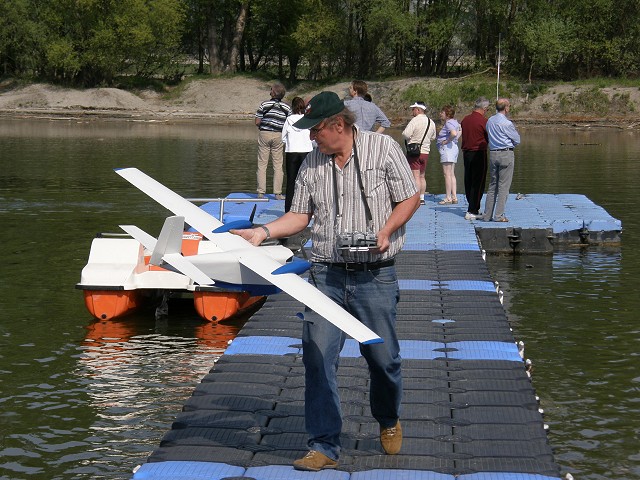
402, 101, 436, 205
281, 97, 313, 212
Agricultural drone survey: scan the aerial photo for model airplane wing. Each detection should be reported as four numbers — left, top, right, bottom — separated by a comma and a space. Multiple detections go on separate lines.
117, 167, 246, 252
115, 167, 383, 344
235, 249, 384, 344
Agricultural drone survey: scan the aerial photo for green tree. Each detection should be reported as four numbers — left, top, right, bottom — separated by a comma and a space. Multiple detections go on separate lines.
2, 0, 185, 85
515, 15, 576, 81
182, 0, 212, 74
291, 0, 345, 79
558, 0, 640, 76
414, 0, 465, 75
359, 0, 414, 76
0, 0, 42, 77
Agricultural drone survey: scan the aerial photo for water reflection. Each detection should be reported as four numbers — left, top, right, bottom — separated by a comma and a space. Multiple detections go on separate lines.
72, 311, 247, 478
0, 118, 258, 141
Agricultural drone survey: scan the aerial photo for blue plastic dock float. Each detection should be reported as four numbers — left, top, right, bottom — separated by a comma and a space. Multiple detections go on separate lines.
130, 193, 621, 479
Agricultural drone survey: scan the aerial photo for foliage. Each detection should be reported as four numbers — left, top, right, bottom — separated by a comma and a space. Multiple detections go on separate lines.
0, 0, 186, 86
1, 0, 639, 86
557, 87, 636, 115
514, 15, 576, 81
401, 76, 515, 117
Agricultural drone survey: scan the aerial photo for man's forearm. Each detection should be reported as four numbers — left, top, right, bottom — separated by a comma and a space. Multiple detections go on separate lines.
379, 193, 420, 238
263, 211, 312, 239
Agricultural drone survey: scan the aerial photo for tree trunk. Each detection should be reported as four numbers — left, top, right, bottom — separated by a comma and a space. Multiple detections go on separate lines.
226, 1, 249, 73
288, 54, 299, 83
208, 19, 222, 74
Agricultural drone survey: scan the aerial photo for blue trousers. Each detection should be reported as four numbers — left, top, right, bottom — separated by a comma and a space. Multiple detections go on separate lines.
302, 263, 402, 460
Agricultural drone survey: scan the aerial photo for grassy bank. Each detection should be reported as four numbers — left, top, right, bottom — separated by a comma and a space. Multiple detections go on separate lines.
386, 75, 639, 124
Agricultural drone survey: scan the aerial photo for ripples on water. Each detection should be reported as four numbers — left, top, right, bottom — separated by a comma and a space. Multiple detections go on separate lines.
1, 120, 639, 479
2, 310, 243, 479
487, 248, 639, 479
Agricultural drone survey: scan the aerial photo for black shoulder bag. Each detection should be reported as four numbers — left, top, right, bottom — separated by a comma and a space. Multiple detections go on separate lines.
405, 118, 431, 157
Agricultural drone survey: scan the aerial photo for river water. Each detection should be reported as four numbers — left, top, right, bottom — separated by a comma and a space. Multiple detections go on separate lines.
0, 118, 638, 479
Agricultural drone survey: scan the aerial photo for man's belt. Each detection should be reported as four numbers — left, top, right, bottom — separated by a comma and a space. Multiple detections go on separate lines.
323, 259, 395, 271
490, 148, 514, 151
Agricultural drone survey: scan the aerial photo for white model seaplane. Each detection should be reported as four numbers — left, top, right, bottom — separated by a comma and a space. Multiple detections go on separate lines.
77, 167, 382, 345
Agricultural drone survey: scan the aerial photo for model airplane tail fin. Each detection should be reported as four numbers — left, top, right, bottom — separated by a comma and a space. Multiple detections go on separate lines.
120, 217, 215, 286
150, 216, 185, 265
120, 216, 185, 266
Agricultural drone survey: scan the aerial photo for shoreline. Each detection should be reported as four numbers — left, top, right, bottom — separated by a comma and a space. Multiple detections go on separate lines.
0, 107, 635, 131
2, 77, 639, 130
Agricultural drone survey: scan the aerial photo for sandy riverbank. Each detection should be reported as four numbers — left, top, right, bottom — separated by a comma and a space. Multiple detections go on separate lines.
1, 77, 638, 129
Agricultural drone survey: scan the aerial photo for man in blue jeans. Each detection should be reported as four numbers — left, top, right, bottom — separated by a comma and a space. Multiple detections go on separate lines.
482, 98, 521, 222
231, 91, 419, 471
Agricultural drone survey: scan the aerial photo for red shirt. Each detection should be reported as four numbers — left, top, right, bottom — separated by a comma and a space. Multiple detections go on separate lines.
460, 110, 488, 151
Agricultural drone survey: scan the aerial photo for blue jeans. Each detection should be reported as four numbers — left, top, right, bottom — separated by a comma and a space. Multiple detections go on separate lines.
302, 263, 402, 460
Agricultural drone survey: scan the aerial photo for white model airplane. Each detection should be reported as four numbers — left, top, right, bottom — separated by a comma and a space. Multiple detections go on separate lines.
115, 167, 383, 345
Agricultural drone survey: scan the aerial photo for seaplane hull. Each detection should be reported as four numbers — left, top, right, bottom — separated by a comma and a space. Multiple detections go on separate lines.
77, 231, 265, 321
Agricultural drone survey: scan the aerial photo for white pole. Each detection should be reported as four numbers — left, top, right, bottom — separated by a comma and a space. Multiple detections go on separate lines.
496, 33, 501, 100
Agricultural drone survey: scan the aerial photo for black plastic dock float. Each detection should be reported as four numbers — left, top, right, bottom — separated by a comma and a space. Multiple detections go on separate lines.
129, 193, 622, 479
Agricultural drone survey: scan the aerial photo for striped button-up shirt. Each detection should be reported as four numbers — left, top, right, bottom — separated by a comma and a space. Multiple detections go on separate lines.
255, 99, 292, 132
291, 128, 417, 263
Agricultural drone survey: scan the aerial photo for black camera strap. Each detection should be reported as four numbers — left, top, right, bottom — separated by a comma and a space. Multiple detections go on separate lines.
331, 127, 373, 229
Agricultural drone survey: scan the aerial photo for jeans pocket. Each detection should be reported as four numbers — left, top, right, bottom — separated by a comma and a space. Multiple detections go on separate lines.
310, 263, 328, 276
370, 267, 397, 285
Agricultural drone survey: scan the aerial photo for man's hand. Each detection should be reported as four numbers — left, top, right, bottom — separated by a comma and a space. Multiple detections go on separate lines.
375, 231, 391, 253
229, 227, 267, 246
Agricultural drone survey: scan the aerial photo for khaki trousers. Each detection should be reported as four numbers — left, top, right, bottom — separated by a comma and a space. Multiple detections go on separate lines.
256, 130, 284, 194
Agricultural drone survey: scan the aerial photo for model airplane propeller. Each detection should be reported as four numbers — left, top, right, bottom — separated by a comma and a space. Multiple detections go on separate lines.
115, 167, 383, 345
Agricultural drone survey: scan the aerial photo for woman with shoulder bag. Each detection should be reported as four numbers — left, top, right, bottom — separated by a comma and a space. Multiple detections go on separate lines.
402, 101, 436, 205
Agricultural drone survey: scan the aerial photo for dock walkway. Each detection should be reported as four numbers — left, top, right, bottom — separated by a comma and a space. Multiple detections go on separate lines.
131, 194, 620, 480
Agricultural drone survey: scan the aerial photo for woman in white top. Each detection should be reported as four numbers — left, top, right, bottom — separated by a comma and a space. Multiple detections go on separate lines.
436, 105, 462, 205
402, 101, 436, 205
281, 97, 313, 212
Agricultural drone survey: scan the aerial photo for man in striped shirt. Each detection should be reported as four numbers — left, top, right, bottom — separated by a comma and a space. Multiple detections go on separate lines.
233, 91, 419, 471
255, 82, 292, 199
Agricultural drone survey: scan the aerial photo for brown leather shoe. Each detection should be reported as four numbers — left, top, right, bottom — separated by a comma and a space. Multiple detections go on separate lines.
380, 420, 402, 454
293, 450, 338, 471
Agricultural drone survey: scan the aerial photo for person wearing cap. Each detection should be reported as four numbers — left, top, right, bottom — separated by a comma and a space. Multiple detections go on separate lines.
255, 82, 292, 199
344, 80, 391, 133
481, 98, 520, 222
231, 91, 419, 471
402, 101, 436, 205
461, 97, 490, 220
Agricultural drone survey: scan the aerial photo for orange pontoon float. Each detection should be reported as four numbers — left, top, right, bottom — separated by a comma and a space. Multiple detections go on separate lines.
77, 231, 265, 322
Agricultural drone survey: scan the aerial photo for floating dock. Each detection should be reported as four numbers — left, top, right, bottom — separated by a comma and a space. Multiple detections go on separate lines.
131, 194, 621, 480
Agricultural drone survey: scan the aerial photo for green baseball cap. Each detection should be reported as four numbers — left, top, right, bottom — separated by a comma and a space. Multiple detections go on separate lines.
293, 91, 345, 129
